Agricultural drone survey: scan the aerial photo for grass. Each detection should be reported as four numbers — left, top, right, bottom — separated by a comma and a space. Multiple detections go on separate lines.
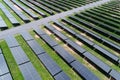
0, 40, 24, 80
15, 35, 53, 80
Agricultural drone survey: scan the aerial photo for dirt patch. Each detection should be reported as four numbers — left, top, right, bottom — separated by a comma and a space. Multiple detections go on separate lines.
75, 40, 83, 46
14, 5, 22, 11
80, 33, 94, 41
35, 34, 39, 39
62, 44, 76, 55
52, 24, 63, 32
43, 28, 52, 35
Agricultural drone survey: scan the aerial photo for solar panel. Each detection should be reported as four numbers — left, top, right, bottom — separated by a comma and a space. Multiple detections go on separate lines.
93, 45, 119, 62
28, 0, 54, 15
21, 31, 34, 41
70, 60, 99, 80
9, 17, 19, 25
20, 0, 46, 17
40, 34, 58, 47
10, 46, 29, 65
75, 34, 95, 46
34, 27, 46, 36
54, 71, 70, 80
0, 49, 2, 54
65, 39, 86, 53
27, 40, 45, 55
19, 62, 41, 80
0, 73, 12, 80
54, 21, 76, 35
5, 35, 19, 48
109, 70, 120, 80
45, 24, 56, 31
53, 30, 68, 40
0, 54, 9, 76
83, 52, 111, 73
38, 53, 62, 76
53, 45, 75, 63
12, 0, 39, 19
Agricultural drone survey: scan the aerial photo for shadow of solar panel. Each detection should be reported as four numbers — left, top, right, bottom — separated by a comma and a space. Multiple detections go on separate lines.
70, 60, 99, 80
10, 46, 29, 65
54, 71, 70, 80
0, 73, 12, 80
83, 52, 111, 73
38, 53, 62, 76
0, 54, 9, 76
19, 62, 41, 80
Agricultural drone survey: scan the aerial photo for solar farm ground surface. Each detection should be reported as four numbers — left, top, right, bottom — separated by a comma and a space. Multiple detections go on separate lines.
0, 0, 120, 80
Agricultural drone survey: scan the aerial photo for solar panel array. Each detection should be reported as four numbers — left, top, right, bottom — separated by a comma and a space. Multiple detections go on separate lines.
0, 0, 99, 31
0, 0, 120, 80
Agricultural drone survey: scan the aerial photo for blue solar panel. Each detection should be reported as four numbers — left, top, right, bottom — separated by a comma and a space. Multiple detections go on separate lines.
27, 40, 45, 55
75, 34, 95, 46
0, 54, 9, 76
41, 34, 58, 47
65, 39, 86, 53
45, 24, 56, 31
83, 52, 111, 73
21, 31, 34, 41
5, 35, 19, 48
93, 45, 119, 62
34, 27, 46, 35
38, 53, 62, 76
109, 70, 120, 80
53, 30, 68, 40
54, 71, 70, 80
0, 73, 12, 80
70, 60, 99, 80
10, 46, 29, 65
53, 45, 75, 63
0, 49, 2, 54
19, 62, 41, 80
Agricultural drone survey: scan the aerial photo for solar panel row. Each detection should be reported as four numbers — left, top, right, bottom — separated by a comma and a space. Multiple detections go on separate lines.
11, 0, 39, 19
0, 49, 13, 80
59, 19, 120, 65
35, 0, 61, 13
0, 16, 7, 29
21, 31, 70, 80
20, 0, 46, 17
45, 22, 120, 80
4, 0, 30, 22
61, 19, 120, 53
0, 3, 19, 26
74, 14, 120, 42
27, 0, 54, 15
34, 28, 99, 80
5, 35, 41, 80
